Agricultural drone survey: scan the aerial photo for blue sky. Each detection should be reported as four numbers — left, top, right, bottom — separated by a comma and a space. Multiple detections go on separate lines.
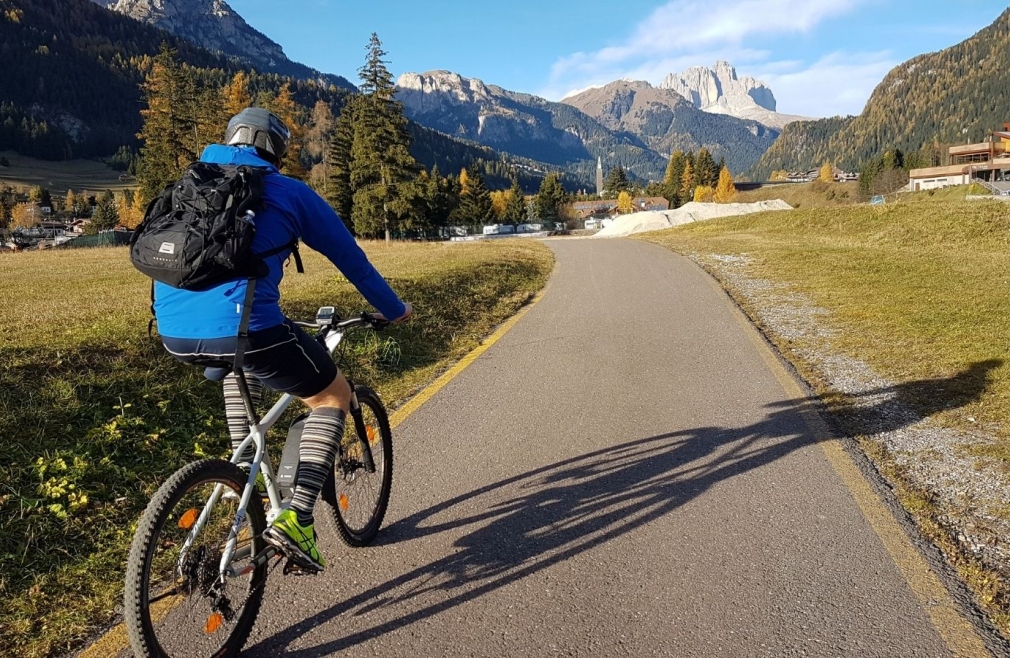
228, 0, 1004, 118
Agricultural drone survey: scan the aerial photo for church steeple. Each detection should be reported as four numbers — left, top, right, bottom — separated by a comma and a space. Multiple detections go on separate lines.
596, 157, 603, 197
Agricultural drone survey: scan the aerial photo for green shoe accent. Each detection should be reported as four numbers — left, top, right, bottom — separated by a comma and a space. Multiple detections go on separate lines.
264, 509, 325, 571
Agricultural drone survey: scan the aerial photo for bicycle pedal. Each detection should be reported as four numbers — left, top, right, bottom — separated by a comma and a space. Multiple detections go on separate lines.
282, 558, 320, 577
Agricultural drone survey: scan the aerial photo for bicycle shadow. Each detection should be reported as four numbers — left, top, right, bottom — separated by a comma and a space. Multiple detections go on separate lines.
243, 359, 1000, 656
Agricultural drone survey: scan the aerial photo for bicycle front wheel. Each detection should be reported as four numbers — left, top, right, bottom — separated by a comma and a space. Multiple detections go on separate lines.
322, 385, 393, 547
124, 459, 267, 658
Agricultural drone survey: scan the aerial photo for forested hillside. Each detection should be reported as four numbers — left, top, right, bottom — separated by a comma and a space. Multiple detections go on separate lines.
750, 6, 1010, 178
0, 0, 348, 158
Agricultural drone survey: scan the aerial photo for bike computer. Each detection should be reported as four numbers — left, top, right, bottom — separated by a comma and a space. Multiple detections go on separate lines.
315, 306, 336, 326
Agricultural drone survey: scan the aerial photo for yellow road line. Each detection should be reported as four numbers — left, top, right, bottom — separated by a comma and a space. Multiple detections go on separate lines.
711, 270, 991, 658
78, 292, 544, 658
389, 290, 544, 429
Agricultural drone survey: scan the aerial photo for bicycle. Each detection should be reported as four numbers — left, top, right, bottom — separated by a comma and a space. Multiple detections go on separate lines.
123, 306, 394, 658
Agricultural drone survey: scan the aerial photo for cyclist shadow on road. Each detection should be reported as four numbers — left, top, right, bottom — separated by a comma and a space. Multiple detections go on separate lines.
245, 359, 1000, 656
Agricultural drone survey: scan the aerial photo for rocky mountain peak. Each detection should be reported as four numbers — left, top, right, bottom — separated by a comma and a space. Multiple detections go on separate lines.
90, 0, 355, 89
660, 61, 776, 112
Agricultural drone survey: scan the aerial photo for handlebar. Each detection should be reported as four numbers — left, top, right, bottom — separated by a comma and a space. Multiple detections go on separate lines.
292, 311, 389, 333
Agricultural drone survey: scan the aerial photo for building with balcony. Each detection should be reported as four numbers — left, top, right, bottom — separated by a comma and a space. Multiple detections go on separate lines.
909, 124, 1010, 191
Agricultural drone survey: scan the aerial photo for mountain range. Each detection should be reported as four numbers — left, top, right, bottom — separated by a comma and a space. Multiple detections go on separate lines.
8, 0, 1009, 185
657, 61, 810, 131
89, 0, 355, 90
751, 6, 1010, 178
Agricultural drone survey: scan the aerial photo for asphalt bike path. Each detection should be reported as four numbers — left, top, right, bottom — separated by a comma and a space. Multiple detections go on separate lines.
183, 239, 996, 656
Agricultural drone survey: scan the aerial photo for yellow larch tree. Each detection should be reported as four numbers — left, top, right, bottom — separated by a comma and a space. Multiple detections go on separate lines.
819, 162, 834, 182
264, 83, 306, 179
693, 186, 715, 203
714, 166, 736, 203
490, 190, 509, 219
680, 161, 695, 201
222, 71, 253, 118
616, 190, 634, 214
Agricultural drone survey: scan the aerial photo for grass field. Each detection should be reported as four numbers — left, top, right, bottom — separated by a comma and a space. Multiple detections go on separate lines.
735, 180, 860, 208
0, 150, 136, 195
641, 187, 1010, 632
0, 240, 553, 658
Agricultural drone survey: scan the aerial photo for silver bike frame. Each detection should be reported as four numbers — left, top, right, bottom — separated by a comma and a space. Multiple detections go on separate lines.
177, 320, 356, 579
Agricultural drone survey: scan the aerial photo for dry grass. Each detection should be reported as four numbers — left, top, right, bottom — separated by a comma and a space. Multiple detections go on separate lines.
0, 239, 553, 658
0, 150, 136, 195
735, 180, 859, 208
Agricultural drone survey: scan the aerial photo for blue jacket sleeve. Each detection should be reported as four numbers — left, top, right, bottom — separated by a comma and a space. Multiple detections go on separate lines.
292, 183, 407, 321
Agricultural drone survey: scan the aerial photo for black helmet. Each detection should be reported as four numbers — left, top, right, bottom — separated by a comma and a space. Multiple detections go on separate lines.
224, 107, 291, 162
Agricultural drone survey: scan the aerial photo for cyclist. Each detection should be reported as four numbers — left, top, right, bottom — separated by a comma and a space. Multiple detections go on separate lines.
154, 107, 412, 572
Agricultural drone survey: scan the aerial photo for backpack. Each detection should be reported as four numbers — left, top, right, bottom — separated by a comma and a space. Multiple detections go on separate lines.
129, 162, 301, 290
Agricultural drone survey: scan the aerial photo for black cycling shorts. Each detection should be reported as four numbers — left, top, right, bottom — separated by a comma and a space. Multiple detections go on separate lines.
161, 319, 338, 398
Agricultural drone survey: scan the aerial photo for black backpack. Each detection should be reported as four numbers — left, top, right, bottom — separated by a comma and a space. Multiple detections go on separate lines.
129, 162, 301, 290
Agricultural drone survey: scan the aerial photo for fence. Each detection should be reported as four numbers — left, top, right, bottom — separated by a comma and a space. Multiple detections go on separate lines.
57, 231, 132, 249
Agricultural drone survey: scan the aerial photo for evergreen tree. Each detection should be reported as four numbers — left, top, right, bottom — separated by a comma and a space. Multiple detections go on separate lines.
349, 33, 418, 241
663, 150, 686, 207
603, 166, 630, 197
695, 148, 718, 188
327, 95, 360, 227
503, 177, 527, 223
534, 172, 567, 220
87, 189, 119, 233
454, 167, 494, 224
136, 43, 200, 201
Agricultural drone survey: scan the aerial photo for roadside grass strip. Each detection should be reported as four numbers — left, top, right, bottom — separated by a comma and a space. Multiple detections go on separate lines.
642, 187, 1010, 641
0, 240, 553, 658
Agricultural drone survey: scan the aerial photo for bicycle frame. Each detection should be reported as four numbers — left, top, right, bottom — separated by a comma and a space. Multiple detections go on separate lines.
178, 320, 358, 580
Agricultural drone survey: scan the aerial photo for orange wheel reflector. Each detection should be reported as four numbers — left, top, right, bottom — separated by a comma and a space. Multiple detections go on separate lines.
365, 425, 377, 444
178, 508, 199, 530
205, 612, 224, 634
339, 494, 349, 512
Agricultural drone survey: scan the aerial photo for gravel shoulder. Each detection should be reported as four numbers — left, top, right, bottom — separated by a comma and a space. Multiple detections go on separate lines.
685, 250, 1010, 642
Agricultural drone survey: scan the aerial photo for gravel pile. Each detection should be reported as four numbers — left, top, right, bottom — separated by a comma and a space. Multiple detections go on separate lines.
697, 252, 1010, 573
594, 200, 793, 238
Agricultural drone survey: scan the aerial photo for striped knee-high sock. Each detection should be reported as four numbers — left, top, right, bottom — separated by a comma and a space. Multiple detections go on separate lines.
222, 373, 263, 463
290, 407, 346, 526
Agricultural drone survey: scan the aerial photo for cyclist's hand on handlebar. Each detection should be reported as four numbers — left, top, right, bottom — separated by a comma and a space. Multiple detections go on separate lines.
372, 303, 413, 326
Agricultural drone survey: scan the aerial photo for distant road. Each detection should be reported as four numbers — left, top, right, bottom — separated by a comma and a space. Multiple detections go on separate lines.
235, 238, 995, 657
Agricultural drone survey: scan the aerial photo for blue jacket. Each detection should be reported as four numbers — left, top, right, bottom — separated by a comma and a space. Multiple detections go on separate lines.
153, 145, 407, 339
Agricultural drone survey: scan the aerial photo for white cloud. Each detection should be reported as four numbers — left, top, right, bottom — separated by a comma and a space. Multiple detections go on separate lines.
541, 0, 886, 117
755, 52, 898, 117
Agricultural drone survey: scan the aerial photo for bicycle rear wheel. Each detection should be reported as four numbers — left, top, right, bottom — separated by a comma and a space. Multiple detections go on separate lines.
322, 385, 393, 547
125, 459, 267, 658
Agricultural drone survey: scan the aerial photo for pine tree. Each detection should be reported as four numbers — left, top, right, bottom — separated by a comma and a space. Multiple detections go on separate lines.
715, 166, 736, 203
534, 173, 567, 220
349, 33, 418, 241
136, 43, 200, 201
503, 177, 527, 223
663, 151, 686, 207
454, 167, 493, 224
603, 166, 630, 197
327, 95, 360, 227
696, 148, 718, 188
88, 189, 119, 233
819, 162, 834, 182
